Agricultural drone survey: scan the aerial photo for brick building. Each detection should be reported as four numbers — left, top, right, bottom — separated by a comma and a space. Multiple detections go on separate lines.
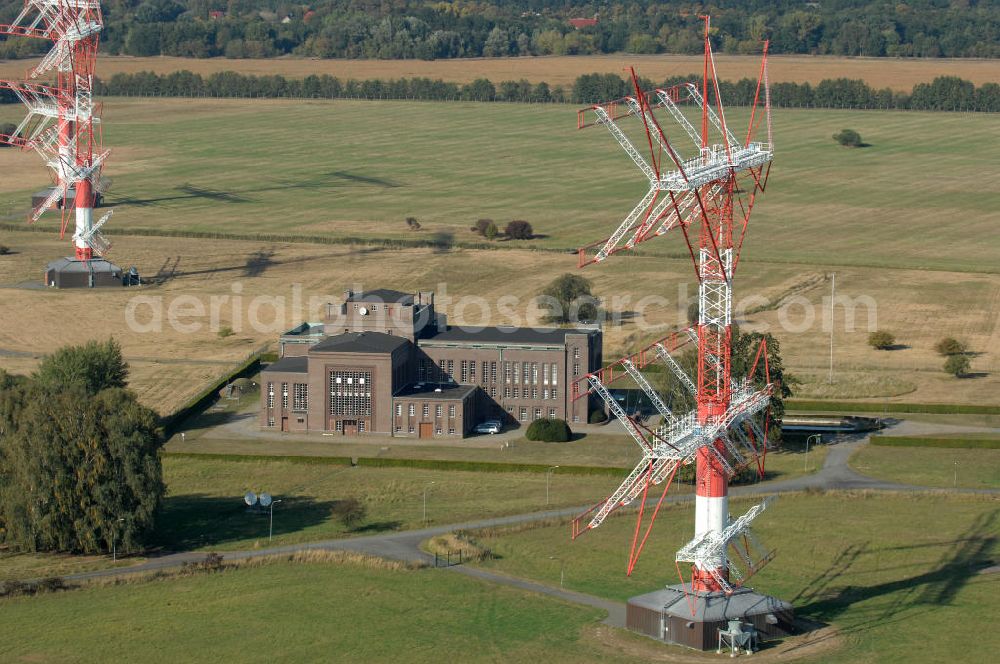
260, 288, 602, 438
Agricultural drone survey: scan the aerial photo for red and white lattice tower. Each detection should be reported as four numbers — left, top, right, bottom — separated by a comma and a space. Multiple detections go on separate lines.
1, 0, 113, 260
571, 18, 777, 599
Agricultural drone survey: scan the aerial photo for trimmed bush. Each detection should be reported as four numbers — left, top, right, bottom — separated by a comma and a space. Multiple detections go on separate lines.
934, 337, 967, 356
525, 418, 572, 442
588, 409, 608, 424
944, 354, 971, 377
505, 220, 533, 240
868, 330, 896, 350
833, 128, 863, 147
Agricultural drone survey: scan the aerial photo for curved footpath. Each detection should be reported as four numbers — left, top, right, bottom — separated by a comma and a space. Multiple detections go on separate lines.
56, 436, 998, 628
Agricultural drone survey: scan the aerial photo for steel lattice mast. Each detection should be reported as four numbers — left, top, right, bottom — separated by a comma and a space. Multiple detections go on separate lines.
0, 0, 113, 260
571, 18, 776, 597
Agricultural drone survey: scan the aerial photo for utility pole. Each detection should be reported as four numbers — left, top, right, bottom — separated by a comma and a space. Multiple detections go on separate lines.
828, 272, 835, 384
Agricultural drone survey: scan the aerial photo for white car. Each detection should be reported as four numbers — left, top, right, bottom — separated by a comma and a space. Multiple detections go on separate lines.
474, 420, 502, 434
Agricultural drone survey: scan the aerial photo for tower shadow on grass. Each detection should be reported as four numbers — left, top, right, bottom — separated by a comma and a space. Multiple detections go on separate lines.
795, 509, 998, 634
151, 494, 339, 552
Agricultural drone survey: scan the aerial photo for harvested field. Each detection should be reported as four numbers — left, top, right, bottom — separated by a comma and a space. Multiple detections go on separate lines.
1, 54, 996, 91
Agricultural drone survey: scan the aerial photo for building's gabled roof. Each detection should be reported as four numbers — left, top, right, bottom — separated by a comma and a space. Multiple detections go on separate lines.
420, 325, 598, 346
309, 331, 410, 355
346, 289, 414, 305
263, 356, 309, 373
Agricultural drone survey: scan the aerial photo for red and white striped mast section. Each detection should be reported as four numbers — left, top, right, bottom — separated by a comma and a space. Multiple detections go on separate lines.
571, 17, 777, 598
0, 0, 113, 260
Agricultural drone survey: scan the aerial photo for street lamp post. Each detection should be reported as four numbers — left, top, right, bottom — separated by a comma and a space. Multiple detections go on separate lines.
806, 434, 821, 473
423, 482, 435, 522
549, 556, 564, 588
112, 517, 124, 562
269, 499, 282, 542
546, 466, 560, 505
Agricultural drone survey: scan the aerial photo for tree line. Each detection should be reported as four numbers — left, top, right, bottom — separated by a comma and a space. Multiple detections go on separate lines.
2, 0, 998, 60
16, 71, 987, 113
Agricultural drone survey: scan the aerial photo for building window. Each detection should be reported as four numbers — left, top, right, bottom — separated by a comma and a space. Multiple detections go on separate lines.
549, 408, 556, 418
489, 386, 496, 397
531, 387, 538, 400
531, 363, 538, 384
358, 420, 366, 432
293, 384, 308, 411
534, 408, 541, 420
573, 363, 580, 376
543, 363, 549, 385
422, 403, 429, 418
504, 386, 511, 398
504, 362, 511, 384
281, 383, 288, 409
439, 359, 447, 380
396, 403, 402, 416
519, 407, 527, 421
408, 404, 415, 416
408, 426, 414, 433
512, 387, 519, 399
447, 360, 454, 381
481, 361, 488, 384
573, 415, 580, 423
267, 417, 275, 427
469, 361, 476, 382
436, 404, 442, 418
522, 363, 530, 384
395, 425, 402, 432
551, 364, 558, 385
448, 404, 456, 418
552, 387, 558, 399
490, 362, 497, 383
329, 370, 372, 417
266, 382, 274, 408
448, 428, 456, 435
335, 420, 343, 431
436, 427, 443, 434
460, 360, 469, 383
572, 382, 580, 397
543, 389, 549, 400
574, 347, 581, 359
512, 362, 519, 384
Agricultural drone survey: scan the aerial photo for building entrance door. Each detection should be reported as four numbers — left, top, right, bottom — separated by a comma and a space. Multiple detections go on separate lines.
280, 417, 288, 432
342, 420, 358, 435
418, 422, 433, 439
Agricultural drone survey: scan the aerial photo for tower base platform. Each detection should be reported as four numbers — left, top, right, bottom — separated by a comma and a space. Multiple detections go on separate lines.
45, 257, 127, 289
626, 585, 794, 651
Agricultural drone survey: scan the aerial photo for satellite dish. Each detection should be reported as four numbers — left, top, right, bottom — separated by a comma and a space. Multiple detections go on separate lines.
259, 492, 272, 507
244, 491, 257, 506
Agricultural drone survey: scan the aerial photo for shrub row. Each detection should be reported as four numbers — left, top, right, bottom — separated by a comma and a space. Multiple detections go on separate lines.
11, 71, 987, 113
786, 399, 1000, 416
870, 435, 1000, 450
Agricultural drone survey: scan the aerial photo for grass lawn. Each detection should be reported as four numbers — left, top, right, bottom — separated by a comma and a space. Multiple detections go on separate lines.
152, 455, 624, 553
0, 557, 625, 664
0, 550, 145, 582
851, 445, 1000, 490
466, 491, 1000, 663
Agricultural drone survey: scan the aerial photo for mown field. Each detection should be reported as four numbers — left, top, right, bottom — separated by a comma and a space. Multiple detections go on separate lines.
851, 445, 1000, 490
3, 98, 997, 273
468, 491, 1000, 664
0, 556, 625, 664
0, 98, 997, 411
3, 53, 998, 90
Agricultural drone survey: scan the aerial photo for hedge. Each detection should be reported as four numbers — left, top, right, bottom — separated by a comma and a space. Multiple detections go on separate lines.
163, 451, 627, 476
786, 399, 1000, 416
869, 435, 1000, 450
